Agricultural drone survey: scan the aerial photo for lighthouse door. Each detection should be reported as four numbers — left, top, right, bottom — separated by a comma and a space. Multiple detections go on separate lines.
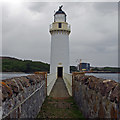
57, 67, 63, 78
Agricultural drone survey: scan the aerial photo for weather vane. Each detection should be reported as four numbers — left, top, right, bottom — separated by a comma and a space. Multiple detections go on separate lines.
59, 5, 63, 10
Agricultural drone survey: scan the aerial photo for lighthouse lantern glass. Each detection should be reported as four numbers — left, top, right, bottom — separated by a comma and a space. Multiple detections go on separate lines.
54, 14, 66, 22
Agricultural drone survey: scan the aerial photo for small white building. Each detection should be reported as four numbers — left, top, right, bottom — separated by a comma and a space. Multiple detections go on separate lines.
49, 6, 71, 77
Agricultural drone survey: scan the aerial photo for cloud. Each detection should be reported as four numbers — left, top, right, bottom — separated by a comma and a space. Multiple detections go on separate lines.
24, 2, 48, 13
2, 2, 118, 67
93, 2, 118, 14
68, 2, 118, 66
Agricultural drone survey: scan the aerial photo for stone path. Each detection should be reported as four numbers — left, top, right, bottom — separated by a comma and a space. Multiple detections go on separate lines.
37, 97, 84, 119
37, 78, 84, 119
49, 78, 70, 98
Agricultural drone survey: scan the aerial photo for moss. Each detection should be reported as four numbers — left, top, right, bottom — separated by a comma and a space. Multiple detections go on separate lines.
37, 97, 85, 119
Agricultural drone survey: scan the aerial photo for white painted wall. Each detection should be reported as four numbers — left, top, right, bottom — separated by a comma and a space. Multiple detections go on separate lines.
63, 73, 72, 96
47, 73, 72, 96
50, 31, 70, 74
47, 73, 57, 96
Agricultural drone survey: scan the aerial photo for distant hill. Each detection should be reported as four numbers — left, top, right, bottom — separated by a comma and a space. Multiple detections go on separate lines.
1, 56, 78, 73
1, 56, 50, 73
1, 56, 119, 73
91, 67, 120, 73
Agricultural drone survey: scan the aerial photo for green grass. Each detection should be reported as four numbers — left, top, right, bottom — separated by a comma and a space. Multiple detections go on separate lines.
37, 96, 85, 119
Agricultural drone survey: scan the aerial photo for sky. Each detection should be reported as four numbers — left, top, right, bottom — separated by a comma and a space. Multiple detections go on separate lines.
1, 1, 118, 67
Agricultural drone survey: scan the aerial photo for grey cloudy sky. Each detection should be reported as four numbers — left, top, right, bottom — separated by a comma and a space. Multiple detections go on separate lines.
2, 2, 118, 67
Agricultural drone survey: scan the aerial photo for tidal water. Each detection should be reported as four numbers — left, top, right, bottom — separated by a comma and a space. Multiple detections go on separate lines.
0, 72, 119, 83
0, 72, 32, 80
85, 73, 119, 83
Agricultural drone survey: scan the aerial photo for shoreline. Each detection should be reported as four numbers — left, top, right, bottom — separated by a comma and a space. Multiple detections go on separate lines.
85, 72, 120, 74
1, 72, 31, 74
1, 71, 120, 74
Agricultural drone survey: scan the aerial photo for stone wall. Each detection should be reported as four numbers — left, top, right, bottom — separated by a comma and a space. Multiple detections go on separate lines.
1, 74, 47, 119
72, 73, 120, 119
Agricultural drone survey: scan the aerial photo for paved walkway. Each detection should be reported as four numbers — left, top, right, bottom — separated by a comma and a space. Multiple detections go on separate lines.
37, 97, 84, 119
37, 78, 84, 119
49, 78, 70, 99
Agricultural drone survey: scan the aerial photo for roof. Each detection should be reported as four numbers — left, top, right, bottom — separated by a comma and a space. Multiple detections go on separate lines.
54, 5, 66, 16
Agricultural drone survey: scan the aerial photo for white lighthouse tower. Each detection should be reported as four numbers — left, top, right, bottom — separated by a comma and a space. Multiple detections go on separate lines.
49, 6, 71, 77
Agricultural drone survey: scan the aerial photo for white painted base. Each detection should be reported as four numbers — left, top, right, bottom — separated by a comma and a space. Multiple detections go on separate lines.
50, 31, 70, 74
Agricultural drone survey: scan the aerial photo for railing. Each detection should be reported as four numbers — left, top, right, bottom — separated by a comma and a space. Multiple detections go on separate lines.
49, 24, 52, 29
67, 24, 71, 30
63, 73, 72, 96
47, 73, 57, 96
49, 23, 71, 32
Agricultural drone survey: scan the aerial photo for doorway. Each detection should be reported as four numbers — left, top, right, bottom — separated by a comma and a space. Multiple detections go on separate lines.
57, 67, 63, 78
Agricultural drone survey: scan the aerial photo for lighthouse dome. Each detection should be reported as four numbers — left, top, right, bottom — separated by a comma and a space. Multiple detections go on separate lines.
55, 10, 66, 15
54, 5, 66, 22
54, 5, 66, 16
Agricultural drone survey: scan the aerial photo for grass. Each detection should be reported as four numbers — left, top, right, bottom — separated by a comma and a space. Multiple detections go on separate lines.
37, 96, 85, 119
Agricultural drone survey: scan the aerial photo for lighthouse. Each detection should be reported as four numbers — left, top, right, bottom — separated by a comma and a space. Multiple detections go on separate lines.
49, 6, 71, 77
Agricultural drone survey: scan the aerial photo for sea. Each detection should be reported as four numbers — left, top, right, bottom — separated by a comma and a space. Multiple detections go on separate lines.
0, 72, 32, 80
0, 72, 119, 83
86, 73, 119, 83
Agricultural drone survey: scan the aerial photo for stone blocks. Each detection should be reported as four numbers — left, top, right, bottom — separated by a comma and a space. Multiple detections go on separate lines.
72, 74, 119, 119
1, 74, 46, 119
